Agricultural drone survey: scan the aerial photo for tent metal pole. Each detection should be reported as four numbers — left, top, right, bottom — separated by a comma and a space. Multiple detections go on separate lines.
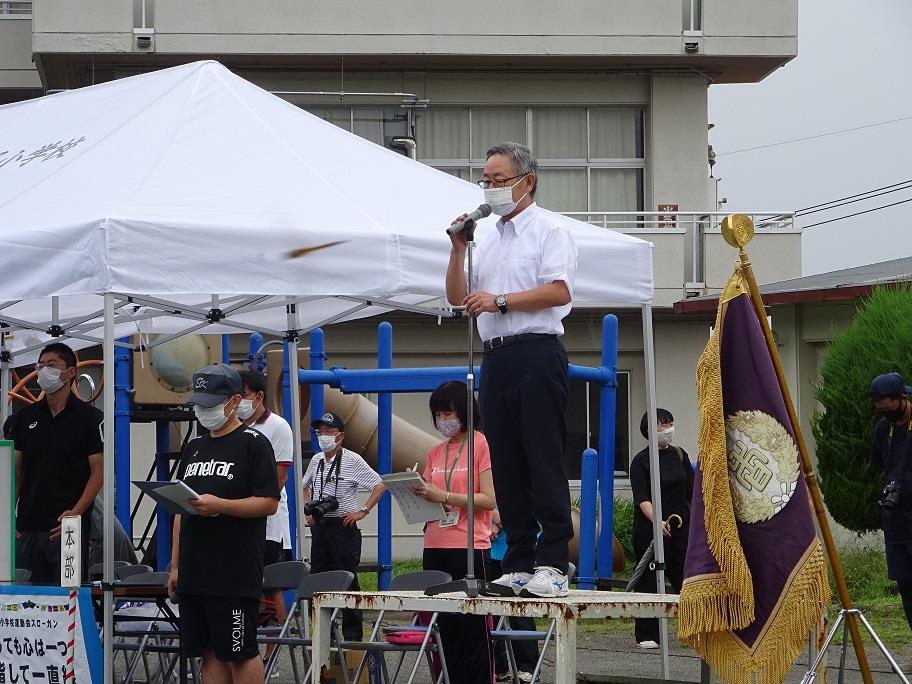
1, 329, 9, 428
102, 293, 115, 684
286, 304, 308, 559
642, 303, 670, 679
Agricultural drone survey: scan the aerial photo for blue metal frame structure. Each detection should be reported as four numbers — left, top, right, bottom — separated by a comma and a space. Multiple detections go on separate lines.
289, 315, 618, 590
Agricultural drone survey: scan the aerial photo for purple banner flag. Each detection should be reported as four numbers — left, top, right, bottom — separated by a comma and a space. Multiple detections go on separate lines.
678, 271, 830, 683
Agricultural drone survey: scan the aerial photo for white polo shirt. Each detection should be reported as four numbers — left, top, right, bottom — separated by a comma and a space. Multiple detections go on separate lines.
251, 410, 294, 549
469, 202, 578, 343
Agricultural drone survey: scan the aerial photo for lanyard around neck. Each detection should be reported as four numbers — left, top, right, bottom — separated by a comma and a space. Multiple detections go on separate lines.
443, 435, 468, 493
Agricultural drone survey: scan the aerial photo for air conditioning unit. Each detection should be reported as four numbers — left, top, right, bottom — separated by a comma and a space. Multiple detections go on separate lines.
133, 28, 155, 52
684, 282, 706, 299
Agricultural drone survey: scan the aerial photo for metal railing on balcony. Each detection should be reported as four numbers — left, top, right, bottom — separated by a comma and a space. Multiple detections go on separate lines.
0, 1, 31, 18
562, 211, 796, 290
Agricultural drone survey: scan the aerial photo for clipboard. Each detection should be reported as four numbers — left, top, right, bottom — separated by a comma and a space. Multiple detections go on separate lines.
132, 480, 201, 516
381, 472, 447, 525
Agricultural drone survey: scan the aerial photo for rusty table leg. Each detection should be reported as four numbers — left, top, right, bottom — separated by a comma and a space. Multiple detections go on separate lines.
554, 611, 578, 684
311, 601, 331, 684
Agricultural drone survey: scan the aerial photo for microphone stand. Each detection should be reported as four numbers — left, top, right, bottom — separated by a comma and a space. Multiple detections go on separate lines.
426, 220, 514, 599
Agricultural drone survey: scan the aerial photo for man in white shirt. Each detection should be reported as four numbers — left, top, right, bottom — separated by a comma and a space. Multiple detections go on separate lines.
302, 412, 386, 641
238, 370, 294, 637
445, 142, 578, 598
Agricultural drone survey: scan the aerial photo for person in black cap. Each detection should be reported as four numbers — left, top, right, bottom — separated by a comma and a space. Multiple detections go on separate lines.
870, 371, 912, 631
167, 363, 280, 683
301, 411, 385, 641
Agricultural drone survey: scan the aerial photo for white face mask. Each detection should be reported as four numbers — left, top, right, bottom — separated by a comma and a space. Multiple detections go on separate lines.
37, 366, 68, 394
483, 176, 529, 216
318, 434, 339, 453
237, 397, 257, 420
436, 418, 462, 439
658, 426, 675, 448
195, 401, 233, 431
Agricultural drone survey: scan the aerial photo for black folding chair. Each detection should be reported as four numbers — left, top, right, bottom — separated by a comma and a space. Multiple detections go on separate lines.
88, 560, 130, 581
112, 572, 198, 684
114, 564, 154, 580
343, 570, 453, 684
259, 560, 310, 680
257, 570, 355, 684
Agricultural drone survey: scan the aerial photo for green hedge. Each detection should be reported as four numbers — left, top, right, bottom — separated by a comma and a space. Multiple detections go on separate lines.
812, 285, 912, 533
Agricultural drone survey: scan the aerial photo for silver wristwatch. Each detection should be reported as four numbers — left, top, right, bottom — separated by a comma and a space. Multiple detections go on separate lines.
359, 506, 370, 515
495, 293, 508, 314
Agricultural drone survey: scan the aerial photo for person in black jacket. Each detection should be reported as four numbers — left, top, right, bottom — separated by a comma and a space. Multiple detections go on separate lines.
628, 408, 694, 649
870, 372, 912, 631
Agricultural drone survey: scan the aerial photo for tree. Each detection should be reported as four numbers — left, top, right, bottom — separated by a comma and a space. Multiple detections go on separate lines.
812, 285, 912, 533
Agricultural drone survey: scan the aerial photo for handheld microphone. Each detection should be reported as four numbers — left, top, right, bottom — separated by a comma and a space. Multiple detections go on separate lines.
446, 204, 492, 236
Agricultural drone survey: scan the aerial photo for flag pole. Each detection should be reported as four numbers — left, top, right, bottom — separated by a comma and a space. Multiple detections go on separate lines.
722, 214, 874, 684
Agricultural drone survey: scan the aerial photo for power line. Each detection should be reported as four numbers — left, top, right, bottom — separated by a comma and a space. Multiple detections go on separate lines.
716, 115, 912, 156
802, 197, 912, 229
797, 183, 912, 217
796, 179, 912, 214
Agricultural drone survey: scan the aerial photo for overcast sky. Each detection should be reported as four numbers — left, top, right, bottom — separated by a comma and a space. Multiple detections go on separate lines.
708, 0, 912, 276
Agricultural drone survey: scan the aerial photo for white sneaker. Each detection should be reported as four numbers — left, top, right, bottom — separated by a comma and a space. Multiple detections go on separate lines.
521, 566, 569, 598
638, 640, 659, 649
517, 671, 534, 683
492, 571, 533, 595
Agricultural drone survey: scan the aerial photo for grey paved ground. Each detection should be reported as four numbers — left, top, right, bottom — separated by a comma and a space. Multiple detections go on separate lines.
259, 622, 910, 683
115, 618, 910, 683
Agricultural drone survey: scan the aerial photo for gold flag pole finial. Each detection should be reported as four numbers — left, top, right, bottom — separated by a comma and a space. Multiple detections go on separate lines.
721, 213, 755, 250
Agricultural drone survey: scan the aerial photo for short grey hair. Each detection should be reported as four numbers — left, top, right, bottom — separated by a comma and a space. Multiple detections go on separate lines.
485, 142, 538, 195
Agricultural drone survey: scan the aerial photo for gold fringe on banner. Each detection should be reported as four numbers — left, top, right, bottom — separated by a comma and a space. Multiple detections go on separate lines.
685, 543, 831, 684
679, 290, 754, 639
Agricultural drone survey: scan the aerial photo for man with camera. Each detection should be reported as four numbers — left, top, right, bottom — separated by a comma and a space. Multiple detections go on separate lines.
870, 372, 912, 631
302, 412, 385, 641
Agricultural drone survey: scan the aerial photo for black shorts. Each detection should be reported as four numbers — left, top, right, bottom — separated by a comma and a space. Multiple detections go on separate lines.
264, 540, 291, 567
180, 594, 260, 662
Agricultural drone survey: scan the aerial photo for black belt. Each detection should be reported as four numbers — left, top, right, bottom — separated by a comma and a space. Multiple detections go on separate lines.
483, 333, 556, 350
314, 516, 356, 527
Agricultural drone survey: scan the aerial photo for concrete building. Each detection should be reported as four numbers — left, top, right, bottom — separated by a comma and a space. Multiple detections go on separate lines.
1, 1, 801, 557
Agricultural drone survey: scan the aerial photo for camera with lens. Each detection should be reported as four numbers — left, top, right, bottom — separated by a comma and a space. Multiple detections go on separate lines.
303, 495, 339, 518
881, 481, 901, 510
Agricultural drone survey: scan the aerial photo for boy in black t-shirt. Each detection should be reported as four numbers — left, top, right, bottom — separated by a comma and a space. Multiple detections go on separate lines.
168, 363, 279, 683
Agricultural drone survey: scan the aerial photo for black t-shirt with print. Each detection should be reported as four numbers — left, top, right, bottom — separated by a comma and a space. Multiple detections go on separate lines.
176, 425, 279, 599
10, 394, 103, 532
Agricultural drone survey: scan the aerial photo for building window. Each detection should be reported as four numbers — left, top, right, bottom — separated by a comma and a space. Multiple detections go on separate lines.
304, 107, 410, 150
415, 106, 645, 214
565, 371, 631, 481
683, 0, 702, 32
0, 1, 31, 17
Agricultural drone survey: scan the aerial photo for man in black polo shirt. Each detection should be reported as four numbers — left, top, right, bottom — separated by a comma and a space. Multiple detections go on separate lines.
11, 342, 103, 584
167, 363, 279, 683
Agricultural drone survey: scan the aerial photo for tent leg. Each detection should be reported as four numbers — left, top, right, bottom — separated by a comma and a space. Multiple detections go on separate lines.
1, 330, 9, 431
103, 293, 116, 684
286, 304, 308, 559
641, 303, 670, 680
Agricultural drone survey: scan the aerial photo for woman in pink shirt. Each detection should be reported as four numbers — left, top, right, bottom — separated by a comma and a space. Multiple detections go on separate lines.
413, 381, 496, 684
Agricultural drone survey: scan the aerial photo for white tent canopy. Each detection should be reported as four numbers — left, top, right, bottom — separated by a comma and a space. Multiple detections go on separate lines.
0, 60, 664, 681
0, 60, 652, 362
